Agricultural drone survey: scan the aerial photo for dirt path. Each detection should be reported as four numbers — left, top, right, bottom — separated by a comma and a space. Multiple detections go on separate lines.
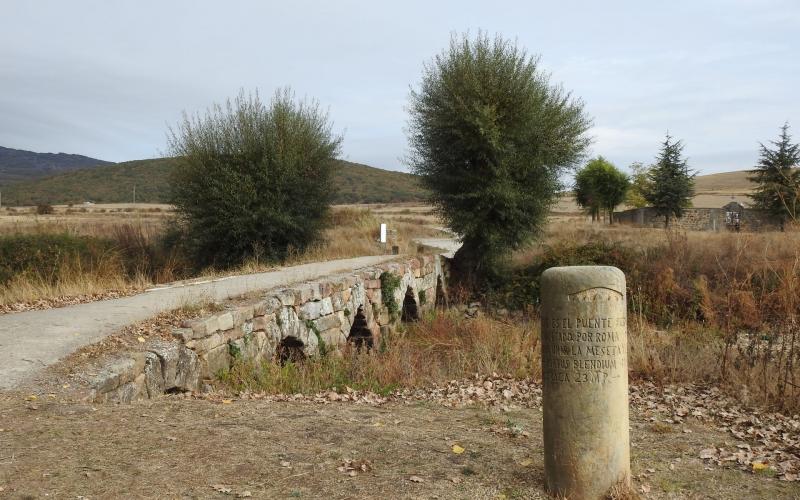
0, 393, 796, 499
0, 255, 399, 390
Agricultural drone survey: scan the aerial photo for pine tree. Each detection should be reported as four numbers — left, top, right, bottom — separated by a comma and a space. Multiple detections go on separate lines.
644, 135, 695, 228
749, 123, 800, 230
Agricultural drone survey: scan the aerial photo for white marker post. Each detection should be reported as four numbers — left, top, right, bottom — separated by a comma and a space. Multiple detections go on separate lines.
380, 223, 387, 244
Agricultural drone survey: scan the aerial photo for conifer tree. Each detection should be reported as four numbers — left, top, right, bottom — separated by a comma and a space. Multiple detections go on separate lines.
749, 123, 800, 230
644, 135, 695, 228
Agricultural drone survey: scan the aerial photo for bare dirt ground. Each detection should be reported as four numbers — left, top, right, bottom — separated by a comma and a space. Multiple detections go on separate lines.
0, 386, 798, 500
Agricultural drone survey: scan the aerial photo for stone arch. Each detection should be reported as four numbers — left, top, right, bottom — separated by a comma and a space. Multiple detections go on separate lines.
277, 336, 305, 364
347, 306, 373, 350
401, 286, 419, 322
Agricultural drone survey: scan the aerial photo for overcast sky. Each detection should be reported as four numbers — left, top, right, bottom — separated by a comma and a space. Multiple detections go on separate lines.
1, 0, 798, 175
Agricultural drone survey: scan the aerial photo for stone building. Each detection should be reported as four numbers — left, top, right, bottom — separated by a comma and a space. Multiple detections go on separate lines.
614, 201, 780, 231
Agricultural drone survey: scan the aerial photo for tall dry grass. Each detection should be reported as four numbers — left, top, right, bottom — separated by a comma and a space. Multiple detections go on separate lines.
219, 311, 540, 395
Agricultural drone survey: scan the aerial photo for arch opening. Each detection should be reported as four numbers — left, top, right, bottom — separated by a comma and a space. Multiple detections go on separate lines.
347, 306, 373, 350
277, 336, 305, 364
401, 286, 419, 322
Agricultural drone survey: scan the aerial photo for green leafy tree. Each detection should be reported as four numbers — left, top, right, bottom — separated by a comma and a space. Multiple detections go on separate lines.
407, 32, 590, 284
644, 135, 695, 228
574, 166, 601, 222
169, 89, 342, 268
625, 162, 652, 208
749, 123, 800, 230
574, 157, 629, 224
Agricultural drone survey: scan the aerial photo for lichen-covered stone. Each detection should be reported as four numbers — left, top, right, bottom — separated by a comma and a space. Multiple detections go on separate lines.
217, 312, 234, 331
143, 352, 165, 398
299, 297, 333, 320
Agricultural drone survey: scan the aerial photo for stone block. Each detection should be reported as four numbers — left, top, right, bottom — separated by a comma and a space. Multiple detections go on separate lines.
143, 352, 165, 398
254, 297, 282, 316
171, 327, 193, 343
217, 312, 234, 331
313, 313, 342, 332
187, 332, 224, 354
275, 290, 295, 306
365, 279, 381, 289
201, 344, 231, 379
232, 305, 254, 324
320, 328, 346, 349
299, 297, 334, 320
222, 326, 244, 343
253, 315, 268, 331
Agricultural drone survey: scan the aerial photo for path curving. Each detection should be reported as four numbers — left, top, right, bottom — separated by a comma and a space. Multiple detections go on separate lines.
0, 255, 399, 390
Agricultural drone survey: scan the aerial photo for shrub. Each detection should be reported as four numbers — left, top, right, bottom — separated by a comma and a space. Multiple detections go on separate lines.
36, 204, 54, 215
169, 88, 342, 268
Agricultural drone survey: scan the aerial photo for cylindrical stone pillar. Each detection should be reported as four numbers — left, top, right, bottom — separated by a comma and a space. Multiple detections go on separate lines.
540, 266, 630, 499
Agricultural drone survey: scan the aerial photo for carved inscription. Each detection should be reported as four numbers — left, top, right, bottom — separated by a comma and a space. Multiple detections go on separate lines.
542, 315, 627, 385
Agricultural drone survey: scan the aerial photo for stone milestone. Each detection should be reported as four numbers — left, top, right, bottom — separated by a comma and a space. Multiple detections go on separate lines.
540, 266, 630, 499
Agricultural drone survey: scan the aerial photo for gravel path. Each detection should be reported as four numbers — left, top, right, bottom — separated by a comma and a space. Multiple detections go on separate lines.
0, 255, 398, 390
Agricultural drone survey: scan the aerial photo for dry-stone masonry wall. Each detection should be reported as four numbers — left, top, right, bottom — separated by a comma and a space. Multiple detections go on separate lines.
614, 206, 781, 231
90, 254, 445, 403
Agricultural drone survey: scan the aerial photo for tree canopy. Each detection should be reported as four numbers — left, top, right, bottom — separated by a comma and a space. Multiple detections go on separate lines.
749, 123, 800, 229
169, 89, 342, 268
407, 32, 590, 283
644, 135, 695, 227
574, 157, 629, 223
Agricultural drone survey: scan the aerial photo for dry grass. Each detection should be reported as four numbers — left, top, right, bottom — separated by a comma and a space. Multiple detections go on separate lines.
0, 204, 445, 309
220, 311, 539, 395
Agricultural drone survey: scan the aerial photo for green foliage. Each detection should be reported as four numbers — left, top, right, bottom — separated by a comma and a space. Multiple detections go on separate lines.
625, 162, 653, 208
228, 340, 242, 360
573, 157, 629, 223
407, 32, 590, 282
418, 289, 427, 305
644, 135, 696, 227
169, 89, 342, 268
380, 271, 402, 319
749, 123, 800, 228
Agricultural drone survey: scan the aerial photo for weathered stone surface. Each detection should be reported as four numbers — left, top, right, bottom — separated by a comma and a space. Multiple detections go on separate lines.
191, 316, 219, 339
171, 327, 193, 343
365, 279, 381, 289
187, 332, 224, 354
540, 266, 630, 499
106, 373, 146, 403
201, 344, 231, 379
299, 298, 334, 320
320, 328, 346, 348
92, 353, 146, 394
254, 297, 282, 315
217, 312, 234, 331
143, 352, 165, 398
173, 346, 200, 391
312, 313, 342, 332
232, 305, 254, 324
275, 290, 296, 306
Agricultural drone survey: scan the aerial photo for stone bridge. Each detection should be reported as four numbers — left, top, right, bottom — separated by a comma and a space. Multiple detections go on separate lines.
88, 254, 446, 402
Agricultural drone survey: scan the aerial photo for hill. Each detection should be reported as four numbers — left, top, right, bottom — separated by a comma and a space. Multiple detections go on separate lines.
0, 157, 427, 206
693, 169, 754, 194
0, 146, 112, 185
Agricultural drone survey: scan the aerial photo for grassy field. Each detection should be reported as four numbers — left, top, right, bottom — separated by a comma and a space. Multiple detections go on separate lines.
0, 203, 444, 310
0, 158, 428, 206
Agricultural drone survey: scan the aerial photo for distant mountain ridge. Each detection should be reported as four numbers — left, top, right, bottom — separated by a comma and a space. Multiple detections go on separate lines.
0, 151, 427, 205
0, 146, 113, 185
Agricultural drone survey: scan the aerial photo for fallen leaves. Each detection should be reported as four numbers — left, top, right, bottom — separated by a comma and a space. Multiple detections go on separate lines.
337, 458, 372, 477
451, 444, 465, 454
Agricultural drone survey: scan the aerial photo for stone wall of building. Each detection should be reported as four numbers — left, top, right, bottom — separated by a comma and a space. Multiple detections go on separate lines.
614, 207, 780, 231
88, 254, 445, 403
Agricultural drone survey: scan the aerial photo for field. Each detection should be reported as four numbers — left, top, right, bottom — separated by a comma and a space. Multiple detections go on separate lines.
0, 203, 444, 311
2, 202, 800, 497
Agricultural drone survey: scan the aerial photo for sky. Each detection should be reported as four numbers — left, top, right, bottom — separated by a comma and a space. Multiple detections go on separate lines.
1, 0, 798, 175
